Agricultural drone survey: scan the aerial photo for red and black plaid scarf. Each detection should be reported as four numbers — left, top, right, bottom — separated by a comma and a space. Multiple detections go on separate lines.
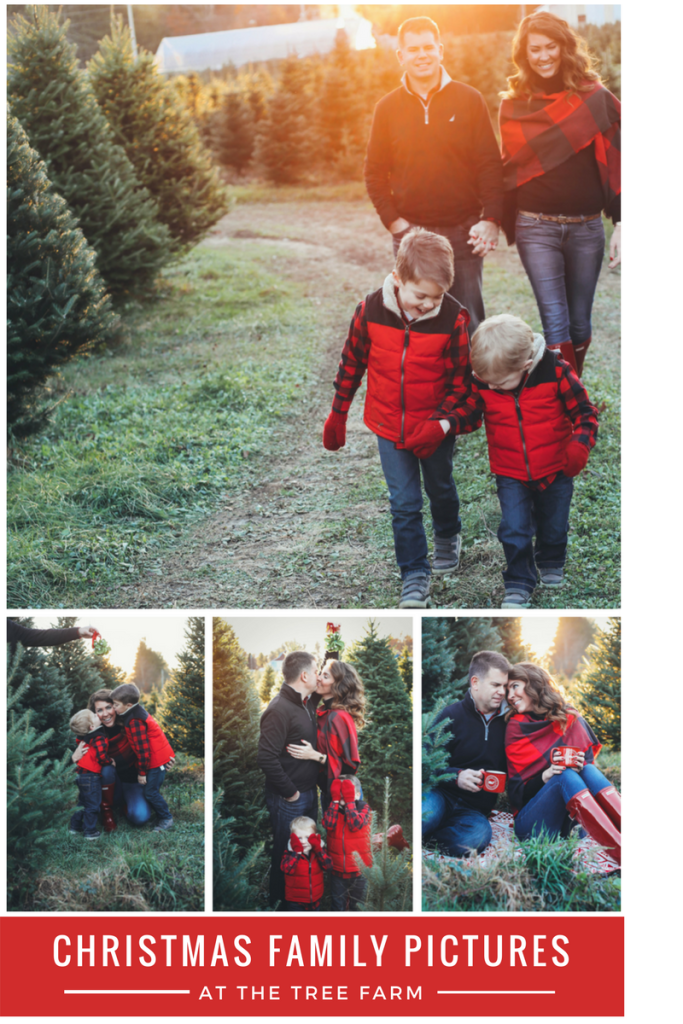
316, 705, 360, 786
499, 81, 620, 210
505, 710, 602, 814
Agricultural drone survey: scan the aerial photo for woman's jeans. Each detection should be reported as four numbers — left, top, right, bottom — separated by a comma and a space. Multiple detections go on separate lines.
102, 765, 153, 825
377, 434, 461, 579
515, 213, 605, 348
515, 763, 612, 840
496, 472, 573, 594
422, 788, 492, 857
265, 787, 317, 909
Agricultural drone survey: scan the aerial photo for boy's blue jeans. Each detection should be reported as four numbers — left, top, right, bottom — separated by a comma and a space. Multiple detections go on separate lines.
515, 763, 612, 840
330, 872, 368, 911
496, 472, 574, 594
377, 434, 461, 579
422, 787, 492, 857
142, 765, 172, 822
70, 772, 102, 836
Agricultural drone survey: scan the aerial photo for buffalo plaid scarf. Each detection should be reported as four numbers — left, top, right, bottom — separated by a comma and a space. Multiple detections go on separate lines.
499, 81, 620, 210
317, 704, 360, 789
505, 710, 602, 814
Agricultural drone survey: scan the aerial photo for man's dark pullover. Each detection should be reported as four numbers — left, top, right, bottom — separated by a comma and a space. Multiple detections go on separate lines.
364, 78, 504, 229
258, 685, 320, 799
7, 619, 82, 651
430, 690, 507, 813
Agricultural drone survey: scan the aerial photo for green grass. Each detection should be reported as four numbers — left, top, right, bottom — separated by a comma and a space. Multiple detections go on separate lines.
10, 758, 205, 912
230, 181, 368, 205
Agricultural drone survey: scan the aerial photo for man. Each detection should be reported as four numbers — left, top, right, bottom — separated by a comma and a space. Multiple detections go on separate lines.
423, 650, 510, 856
364, 16, 504, 335
257, 650, 323, 908
7, 618, 97, 653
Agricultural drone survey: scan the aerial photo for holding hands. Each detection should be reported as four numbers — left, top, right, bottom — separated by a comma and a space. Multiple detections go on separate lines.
467, 220, 499, 257
405, 419, 449, 460
608, 224, 621, 269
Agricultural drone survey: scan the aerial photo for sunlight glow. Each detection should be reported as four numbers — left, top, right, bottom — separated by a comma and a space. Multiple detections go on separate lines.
521, 617, 560, 659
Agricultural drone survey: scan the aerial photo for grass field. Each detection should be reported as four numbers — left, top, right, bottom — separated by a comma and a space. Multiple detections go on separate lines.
7, 192, 620, 609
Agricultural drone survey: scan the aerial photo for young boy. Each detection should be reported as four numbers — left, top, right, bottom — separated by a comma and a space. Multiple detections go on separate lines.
68, 709, 113, 840
323, 228, 471, 608
280, 816, 332, 911
446, 314, 598, 608
322, 775, 372, 911
110, 683, 175, 831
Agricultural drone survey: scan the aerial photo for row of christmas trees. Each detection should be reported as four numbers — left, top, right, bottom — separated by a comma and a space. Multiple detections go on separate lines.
7, 8, 228, 437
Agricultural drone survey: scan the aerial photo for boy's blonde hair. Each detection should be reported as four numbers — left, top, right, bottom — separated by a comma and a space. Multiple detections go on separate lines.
395, 228, 454, 291
470, 314, 535, 379
291, 816, 317, 834
70, 709, 99, 736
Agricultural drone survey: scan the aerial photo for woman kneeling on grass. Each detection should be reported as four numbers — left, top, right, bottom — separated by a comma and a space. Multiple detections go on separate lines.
505, 663, 621, 864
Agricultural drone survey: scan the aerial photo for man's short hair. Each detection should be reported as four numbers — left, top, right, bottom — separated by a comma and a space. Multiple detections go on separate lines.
70, 709, 99, 736
471, 314, 535, 379
395, 228, 454, 292
398, 16, 441, 46
110, 682, 140, 706
282, 650, 316, 685
468, 650, 510, 685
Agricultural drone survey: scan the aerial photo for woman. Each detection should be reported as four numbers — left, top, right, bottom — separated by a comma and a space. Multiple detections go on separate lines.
499, 11, 621, 375
287, 659, 365, 812
72, 689, 158, 829
505, 663, 621, 864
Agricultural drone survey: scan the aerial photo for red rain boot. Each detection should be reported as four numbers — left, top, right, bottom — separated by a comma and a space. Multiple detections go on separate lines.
100, 784, 117, 833
548, 341, 578, 372
387, 824, 410, 852
567, 788, 620, 865
574, 337, 591, 376
595, 785, 621, 830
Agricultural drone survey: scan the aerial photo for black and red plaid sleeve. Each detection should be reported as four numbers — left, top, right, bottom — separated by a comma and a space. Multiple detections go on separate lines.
438, 374, 485, 434
280, 850, 304, 875
315, 846, 333, 872
331, 301, 370, 415
432, 312, 475, 423
343, 803, 372, 831
126, 719, 152, 773
322, 802, 340, 830
91, 733, 112, 767
556, 359, 599, 449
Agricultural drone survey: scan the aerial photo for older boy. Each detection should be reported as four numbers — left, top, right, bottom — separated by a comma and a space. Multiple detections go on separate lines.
323, 776, 372, 912
446, 314, 598, 607
110, 683, 175, 831
68, 709, 113, 840
323, 228, 471, 608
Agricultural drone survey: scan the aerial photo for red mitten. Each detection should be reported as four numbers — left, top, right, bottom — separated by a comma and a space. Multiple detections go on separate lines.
562, 440, 590, 478
330, 779, 342, 803
406, 419, 446, 460
387, 824, 410, 852
323, 410, 347, 451
308, 833, 322, 853
340, 779, 357, 804
290, 833, 304, 854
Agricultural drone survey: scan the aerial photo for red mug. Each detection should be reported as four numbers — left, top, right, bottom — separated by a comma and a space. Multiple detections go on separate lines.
482, 770, 506, 793
552, 746, 582, 767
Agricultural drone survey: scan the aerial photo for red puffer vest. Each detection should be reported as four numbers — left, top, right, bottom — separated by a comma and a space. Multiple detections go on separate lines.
76, 728, 107, 774
284, 854, 325, 904
478, 348, 572, 480
327, 807, 373, 875
121, 704, 175, 769
363, 284, 468, 447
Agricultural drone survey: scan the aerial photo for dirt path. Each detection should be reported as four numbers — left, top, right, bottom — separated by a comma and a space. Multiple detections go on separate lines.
113, 200, 619, 610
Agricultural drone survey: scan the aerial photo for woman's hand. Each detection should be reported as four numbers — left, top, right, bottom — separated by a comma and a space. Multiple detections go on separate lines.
570, 751, 586, 771
542, 764, 565, 783
609, 223, 621, 268
72, 741, 87, 763
286, 740, 324, 763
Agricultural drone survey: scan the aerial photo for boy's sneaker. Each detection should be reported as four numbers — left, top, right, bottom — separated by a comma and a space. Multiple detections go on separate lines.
539, 567, 564, 587
152, 817, 174, 832
501, 588, 533, 609
399, 573, 430, 609
68, 827, 83, 835
432, 533, 461, 576
84, 830, 102, 841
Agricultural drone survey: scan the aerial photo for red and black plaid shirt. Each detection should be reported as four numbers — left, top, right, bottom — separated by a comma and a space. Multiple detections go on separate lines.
322, 799, 372, 833
126, 718, 153, 774
75, 732, 112, 774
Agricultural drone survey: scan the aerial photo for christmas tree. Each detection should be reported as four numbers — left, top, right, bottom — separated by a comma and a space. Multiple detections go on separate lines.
422, 616, 501, 711
316, 37, 368, 180
550, 618, 596, 678
213, 792, 267, 911
210, 90, 255, 174
398, 644, 413, 695
575, 618, 621, 750
255, 56, 315, 184
131, 640, 168, 694
7, 114, 116, 438
213, 619, 269, 852
422, 700, 459, 794
347, 621, 412, 824
44, 617, 103, 711
9, 621, 73, 762
159, 617, 205, 758
89, 18, 228, 250
357, 778, 412, 911
258, 664, 277, 703
8, 6, 172, 296
497, 617, 529, 665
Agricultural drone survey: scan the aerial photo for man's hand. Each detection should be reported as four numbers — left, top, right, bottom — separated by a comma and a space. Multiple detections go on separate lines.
323, 410, 347, 451
389, 217, 411, 234
79, 625, 97, 638
138, 774, 147, 786
608, 224, 621, 268
405, 419, 448, 460
290, 833, 304, 854
330, 779, 342, 803
284, 790, 300, 802
340, 779, 357, 804
457, 768, 484, 793
467, 220, 499, 256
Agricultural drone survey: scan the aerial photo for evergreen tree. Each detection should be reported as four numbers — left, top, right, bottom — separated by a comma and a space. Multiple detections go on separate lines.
497, 617, 529, 666
398, 644, 413, 695
422, 617, 501, 711
357, 778, 412, 911
316, 37, 368, 180
213, 619, 268, 852
422, 701, 459, 795
89, 18, 228, 250
255, 56, 315, 184
159, 617, 205, 758
213, 791, 267, 911
91, 650, 126, 692
7, 114, 116, 438
131, 640, 168, 694
347, 622, 412, 824
575, 618, 621, 750
8, 7, 172, 296
9, 620, 73, 762
45, 617, 103, 711
550, 618, 596, 678
258, 664, 277, 703
210, 90, 255, 174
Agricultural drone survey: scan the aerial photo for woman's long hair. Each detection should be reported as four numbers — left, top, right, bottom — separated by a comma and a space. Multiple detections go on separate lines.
88, 688, 113, 712
506, 662, 573, 730
325, 660, 366, 730
503, 11, 601, 99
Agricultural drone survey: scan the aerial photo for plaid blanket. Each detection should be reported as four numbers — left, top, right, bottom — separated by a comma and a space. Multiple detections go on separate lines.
505, 711, 602, 814
499, 81, 621, 211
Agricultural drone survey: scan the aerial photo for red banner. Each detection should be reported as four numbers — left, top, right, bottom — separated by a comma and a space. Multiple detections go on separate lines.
0, 915, 623, 1017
